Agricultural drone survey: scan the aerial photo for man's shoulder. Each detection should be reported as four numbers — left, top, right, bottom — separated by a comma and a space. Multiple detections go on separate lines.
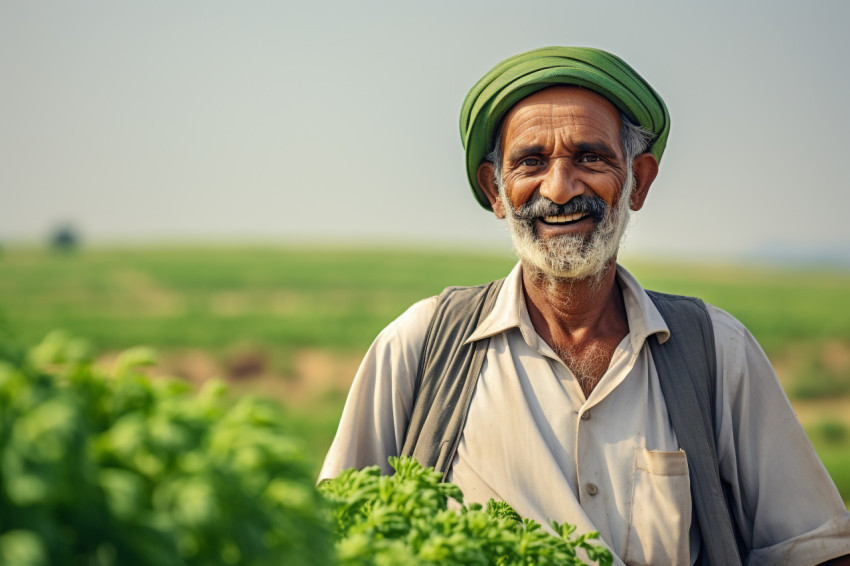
648, 291, 769, 383
375, 278, 506, 355
702, 302, 767, 374
703, 303, 751, 340
645, 289, 714, 317
380, 295, 439, 341
643, 288, 751, 340
431, 279, 506, 312
640, 287, 759, 371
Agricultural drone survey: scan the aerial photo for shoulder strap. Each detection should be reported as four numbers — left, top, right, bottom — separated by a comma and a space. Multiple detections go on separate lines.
401, 278, 504, 479
646, 291, 745, 566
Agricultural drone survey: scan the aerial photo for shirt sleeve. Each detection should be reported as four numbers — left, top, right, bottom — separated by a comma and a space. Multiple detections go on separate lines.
710, 305, 850, 565
317, 296, 438, 481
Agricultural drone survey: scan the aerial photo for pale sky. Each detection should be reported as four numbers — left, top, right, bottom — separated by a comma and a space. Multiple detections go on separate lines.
2, 1, 849, 262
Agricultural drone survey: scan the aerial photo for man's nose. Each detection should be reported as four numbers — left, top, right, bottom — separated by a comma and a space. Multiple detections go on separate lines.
539, 159, 583, 205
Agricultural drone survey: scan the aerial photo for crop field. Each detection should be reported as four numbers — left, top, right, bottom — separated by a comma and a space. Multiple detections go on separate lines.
1, 245, 849, 504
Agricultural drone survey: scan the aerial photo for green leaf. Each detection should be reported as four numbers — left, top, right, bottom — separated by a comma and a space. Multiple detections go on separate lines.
321, 456, 611, 566
0, 530, 48, 566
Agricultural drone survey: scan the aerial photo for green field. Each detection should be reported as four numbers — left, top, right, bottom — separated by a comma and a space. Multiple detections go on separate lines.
0, 246, 514, 352
1, 245, 849, 502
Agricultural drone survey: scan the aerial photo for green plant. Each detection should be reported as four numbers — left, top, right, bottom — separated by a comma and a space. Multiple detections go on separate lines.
319, 456, 612, 566
0, 332, 333, 566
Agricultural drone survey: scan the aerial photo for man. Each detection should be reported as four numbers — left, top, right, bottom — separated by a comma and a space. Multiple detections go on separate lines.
320, 47, 850, 565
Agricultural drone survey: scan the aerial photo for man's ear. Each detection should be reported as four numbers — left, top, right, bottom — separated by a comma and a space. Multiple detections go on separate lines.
629, 153, 659, 211
476, 161, 506, 219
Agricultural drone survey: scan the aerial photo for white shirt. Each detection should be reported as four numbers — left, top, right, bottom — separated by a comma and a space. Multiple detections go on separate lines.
320, 263, 850, 565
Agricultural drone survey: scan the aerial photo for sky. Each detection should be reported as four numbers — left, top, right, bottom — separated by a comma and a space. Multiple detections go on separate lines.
2, 0, 849, 263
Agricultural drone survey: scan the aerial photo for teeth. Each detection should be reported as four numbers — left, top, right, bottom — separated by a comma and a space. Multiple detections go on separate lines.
543, 212, 586, 224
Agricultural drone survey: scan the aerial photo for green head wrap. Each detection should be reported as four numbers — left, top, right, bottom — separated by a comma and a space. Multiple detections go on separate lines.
460, 46, 670, 210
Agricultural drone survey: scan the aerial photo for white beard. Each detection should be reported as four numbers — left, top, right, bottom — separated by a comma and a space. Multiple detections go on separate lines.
499, 169, 635, 283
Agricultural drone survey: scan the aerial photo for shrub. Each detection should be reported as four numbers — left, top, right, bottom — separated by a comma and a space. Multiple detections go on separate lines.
319, 456, 612, 566
0, 332, 333, 566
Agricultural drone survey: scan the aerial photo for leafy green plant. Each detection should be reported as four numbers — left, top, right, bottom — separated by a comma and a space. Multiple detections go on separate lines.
0, 332, 333, 566
319, 456, 612, 566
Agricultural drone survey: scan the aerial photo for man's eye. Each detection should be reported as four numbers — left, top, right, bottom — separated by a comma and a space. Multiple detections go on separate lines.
579, 154, 601, 163
519, 157, 542, 167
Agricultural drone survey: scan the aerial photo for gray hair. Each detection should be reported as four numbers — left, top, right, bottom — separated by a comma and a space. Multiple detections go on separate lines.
487, 111, 654, 188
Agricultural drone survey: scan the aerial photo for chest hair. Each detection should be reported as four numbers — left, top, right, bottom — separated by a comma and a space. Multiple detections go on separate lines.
552, 339, 619, 399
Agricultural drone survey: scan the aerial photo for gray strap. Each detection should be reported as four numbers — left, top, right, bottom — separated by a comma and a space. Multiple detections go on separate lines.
647, 291, 744, 566
401, 279, 504, 479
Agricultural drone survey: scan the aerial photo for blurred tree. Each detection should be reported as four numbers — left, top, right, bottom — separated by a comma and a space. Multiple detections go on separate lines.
49, 223, 80, 252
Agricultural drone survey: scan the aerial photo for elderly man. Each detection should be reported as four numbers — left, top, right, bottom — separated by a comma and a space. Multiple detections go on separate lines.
320, 47, 850, 565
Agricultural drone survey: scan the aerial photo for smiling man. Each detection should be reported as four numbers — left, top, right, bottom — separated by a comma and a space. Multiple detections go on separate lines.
320, 47, 850, 565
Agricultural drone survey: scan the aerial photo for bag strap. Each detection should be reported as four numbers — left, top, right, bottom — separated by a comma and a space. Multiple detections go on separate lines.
647, 291, 745, 566
401, 278, 504, 479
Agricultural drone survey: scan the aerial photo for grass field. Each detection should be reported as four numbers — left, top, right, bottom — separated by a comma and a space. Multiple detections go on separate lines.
0, 246, 514, 352
1, 245, 849, 502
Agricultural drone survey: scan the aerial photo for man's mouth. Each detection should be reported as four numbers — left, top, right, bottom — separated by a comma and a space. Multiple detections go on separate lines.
540, 212, 589, 225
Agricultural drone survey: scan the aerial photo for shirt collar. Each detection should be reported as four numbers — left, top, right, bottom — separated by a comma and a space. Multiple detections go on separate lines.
616, 264, 670, 348
465, 262, 533, 345
465, 262, 670, 350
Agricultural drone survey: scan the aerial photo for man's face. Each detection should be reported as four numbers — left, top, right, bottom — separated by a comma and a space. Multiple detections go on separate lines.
495, 86, 634, 281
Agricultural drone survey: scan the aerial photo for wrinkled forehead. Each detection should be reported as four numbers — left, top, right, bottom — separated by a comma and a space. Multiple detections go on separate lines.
499, 86, 624, 149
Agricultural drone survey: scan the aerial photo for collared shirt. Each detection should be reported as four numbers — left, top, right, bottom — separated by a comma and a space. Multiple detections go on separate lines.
319, 263, 850, 565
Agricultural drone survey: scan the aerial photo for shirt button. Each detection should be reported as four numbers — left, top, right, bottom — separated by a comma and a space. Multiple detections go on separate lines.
580, 411, 591, 421
586, 483, 598, 496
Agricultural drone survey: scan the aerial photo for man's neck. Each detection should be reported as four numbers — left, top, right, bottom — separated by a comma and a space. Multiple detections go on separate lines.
521, 260, 629, 397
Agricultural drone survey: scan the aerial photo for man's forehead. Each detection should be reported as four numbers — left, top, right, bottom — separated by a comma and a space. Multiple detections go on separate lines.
508, 85, 620, 114
500, 86, 623, 148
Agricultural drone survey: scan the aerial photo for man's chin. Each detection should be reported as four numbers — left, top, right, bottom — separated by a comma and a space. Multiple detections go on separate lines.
506, 212, 623, 284
516, 247, 616, 284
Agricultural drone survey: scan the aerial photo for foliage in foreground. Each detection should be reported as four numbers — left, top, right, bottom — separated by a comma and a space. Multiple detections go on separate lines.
319, 456, 613, 566
0, 331, 332, 566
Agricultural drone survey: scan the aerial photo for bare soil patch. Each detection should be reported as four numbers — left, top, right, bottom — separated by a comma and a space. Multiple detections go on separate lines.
96, 346, 363, 406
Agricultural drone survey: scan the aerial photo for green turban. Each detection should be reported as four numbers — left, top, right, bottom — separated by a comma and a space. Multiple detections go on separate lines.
460, 46, 670, 210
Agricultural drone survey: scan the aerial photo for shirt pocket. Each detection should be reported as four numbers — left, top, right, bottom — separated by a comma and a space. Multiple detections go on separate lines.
623, 448, 691, 566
